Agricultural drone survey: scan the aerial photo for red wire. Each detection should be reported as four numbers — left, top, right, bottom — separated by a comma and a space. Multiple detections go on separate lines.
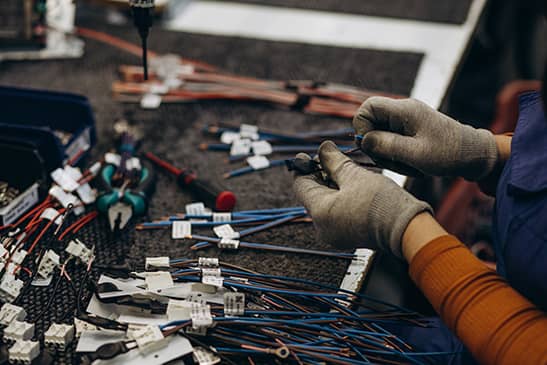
58, 211, 98, 241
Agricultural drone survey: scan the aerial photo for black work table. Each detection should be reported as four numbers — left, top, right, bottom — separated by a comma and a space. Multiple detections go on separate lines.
0, 0, 486, 361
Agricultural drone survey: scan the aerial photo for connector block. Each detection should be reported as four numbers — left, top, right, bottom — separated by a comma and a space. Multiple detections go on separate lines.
8, 340, 40, 364
3, 321, 34, 342
44, 323, 74, 350
37, 249, 60, 279
0, 304, 26, 326
0, 275, 24, 303
65, 239, 93, 263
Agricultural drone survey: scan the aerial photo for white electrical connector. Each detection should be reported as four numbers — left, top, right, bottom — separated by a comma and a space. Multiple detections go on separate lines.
0, 304, 26, 326
133, 325, 167, 354
65, 239, 93, 263
37, 249, 60, 279
3, 321, 35, 342
44, 323, 74, 350
166, 299, 193, 321
10, 250, 27, 266
8, 340, 40, 364
0, 275, 24, 303
73, 318, 97, 338
145, 271, 174, 291
145, 257, 170, 270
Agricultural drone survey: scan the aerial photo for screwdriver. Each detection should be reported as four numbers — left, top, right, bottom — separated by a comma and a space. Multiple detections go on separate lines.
129, 0, 154, 80
145, 152, 237, 212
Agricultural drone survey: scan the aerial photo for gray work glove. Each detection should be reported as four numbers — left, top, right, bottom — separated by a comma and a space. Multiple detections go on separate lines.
353, 97, 498, 181
293, 141, 432, 258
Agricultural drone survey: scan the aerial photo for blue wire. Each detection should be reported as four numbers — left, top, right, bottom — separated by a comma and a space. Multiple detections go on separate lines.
225, 159, 286, 178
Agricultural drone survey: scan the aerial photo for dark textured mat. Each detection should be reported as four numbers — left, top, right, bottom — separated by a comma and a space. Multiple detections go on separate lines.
0, 17, 422, 362
230, 0, 473, 24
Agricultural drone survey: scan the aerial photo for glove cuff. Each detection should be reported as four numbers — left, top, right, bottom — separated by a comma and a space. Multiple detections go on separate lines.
459, 127, 499, 181
368, 190, 433, 259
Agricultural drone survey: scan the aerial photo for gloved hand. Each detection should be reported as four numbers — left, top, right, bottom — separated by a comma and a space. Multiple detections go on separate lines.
293, 141, 432, 258
353, 97, 499, 181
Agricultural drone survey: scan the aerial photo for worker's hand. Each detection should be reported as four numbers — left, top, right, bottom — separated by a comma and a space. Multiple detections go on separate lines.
293, 141, 432, 258
353, 97, 498, 181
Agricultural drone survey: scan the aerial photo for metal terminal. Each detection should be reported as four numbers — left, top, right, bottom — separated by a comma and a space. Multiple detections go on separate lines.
108, 202, 133, 231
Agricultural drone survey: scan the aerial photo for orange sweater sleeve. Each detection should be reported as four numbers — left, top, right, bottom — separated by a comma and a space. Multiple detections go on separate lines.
409, 235, 547, 365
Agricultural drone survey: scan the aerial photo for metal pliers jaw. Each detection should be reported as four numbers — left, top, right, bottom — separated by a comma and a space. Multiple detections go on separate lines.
96, 159, 156, 231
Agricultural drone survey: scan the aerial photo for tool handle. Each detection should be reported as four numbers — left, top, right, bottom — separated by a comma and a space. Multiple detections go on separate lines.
127, 160, 156, 216
177, 172, 236, 211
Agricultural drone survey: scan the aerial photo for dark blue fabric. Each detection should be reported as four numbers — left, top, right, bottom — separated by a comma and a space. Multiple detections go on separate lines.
493, 91, 547, 311
398, 91, 547, 364
383, 317, 476, 365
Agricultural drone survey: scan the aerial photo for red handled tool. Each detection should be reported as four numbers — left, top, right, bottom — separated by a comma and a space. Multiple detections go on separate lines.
144, 152, 236, 211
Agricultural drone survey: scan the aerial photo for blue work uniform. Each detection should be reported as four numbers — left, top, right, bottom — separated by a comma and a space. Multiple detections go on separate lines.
391, 91, 547, 364
493, 91, 547, 311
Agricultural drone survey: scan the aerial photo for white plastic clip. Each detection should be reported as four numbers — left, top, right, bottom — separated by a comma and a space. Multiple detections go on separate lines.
3, 321, 35, 341
191, 303, 213, 329
37, 249, 60, 279
224, 292, 245, 316
171, 221, 191, 239
133, 325, 167, 354
218, 238, 240, 250
0, 304, 26, 326
8, 340, 40, 364
65, 239, 93, 263
44, 323, 74, 349
247, 155, 270, 170
145, 257, 170, 270
213, 224, 239, 239
198, 257, 219, 268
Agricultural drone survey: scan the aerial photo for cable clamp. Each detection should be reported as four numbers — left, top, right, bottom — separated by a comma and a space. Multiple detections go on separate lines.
171, 221, 191, 239
37, 249, 60, 279
198, 257, 219, 268
246, 155, 270, 170
133, 325, 167, 354
218, 238, 239, 250
190, 303, 213, 330
192, 346, 221, 365
213, 224, 239, 239
145, 256, 170, 271
223, 292, 245, 317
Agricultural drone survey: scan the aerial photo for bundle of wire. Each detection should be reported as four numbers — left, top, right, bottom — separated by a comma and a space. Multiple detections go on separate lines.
75, 27, 404, 119
196, 121, 364, 178
87, 258, 457, 364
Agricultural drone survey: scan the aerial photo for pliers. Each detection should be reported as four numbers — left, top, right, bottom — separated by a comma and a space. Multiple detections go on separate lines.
96, 158, 156, 231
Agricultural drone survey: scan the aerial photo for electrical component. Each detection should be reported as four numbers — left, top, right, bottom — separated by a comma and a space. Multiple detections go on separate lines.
0, 304, 26, 326
65, 239, 93, 263
8, 340, 40, 364
0, 274, 24, 303
37, 249, 60, 279
3, 321, 35, 342
10, 249, 27, 265
166, 299, 192, 321
44, 323, 74, 350
145, 256, 169, 270
133, 325, 166, 353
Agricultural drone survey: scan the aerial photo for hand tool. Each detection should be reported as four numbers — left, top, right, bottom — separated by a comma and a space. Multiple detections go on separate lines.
97, 122, 155, 231
144, 152, 236, 211
129, 0, 154, 80
96, 158, 155, 231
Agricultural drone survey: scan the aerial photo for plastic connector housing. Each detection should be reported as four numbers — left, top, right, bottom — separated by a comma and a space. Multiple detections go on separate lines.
65, 239, 92, 263
145, 256, 170, 270
10, 250, 27, 266
0, 304, 26, 326
37, 249, 60, 279
3, 321, 35, 342
0, 275, 24, 303
44, 323, 74, 349
133, 325, 167, 354
8, 340, 40, 364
